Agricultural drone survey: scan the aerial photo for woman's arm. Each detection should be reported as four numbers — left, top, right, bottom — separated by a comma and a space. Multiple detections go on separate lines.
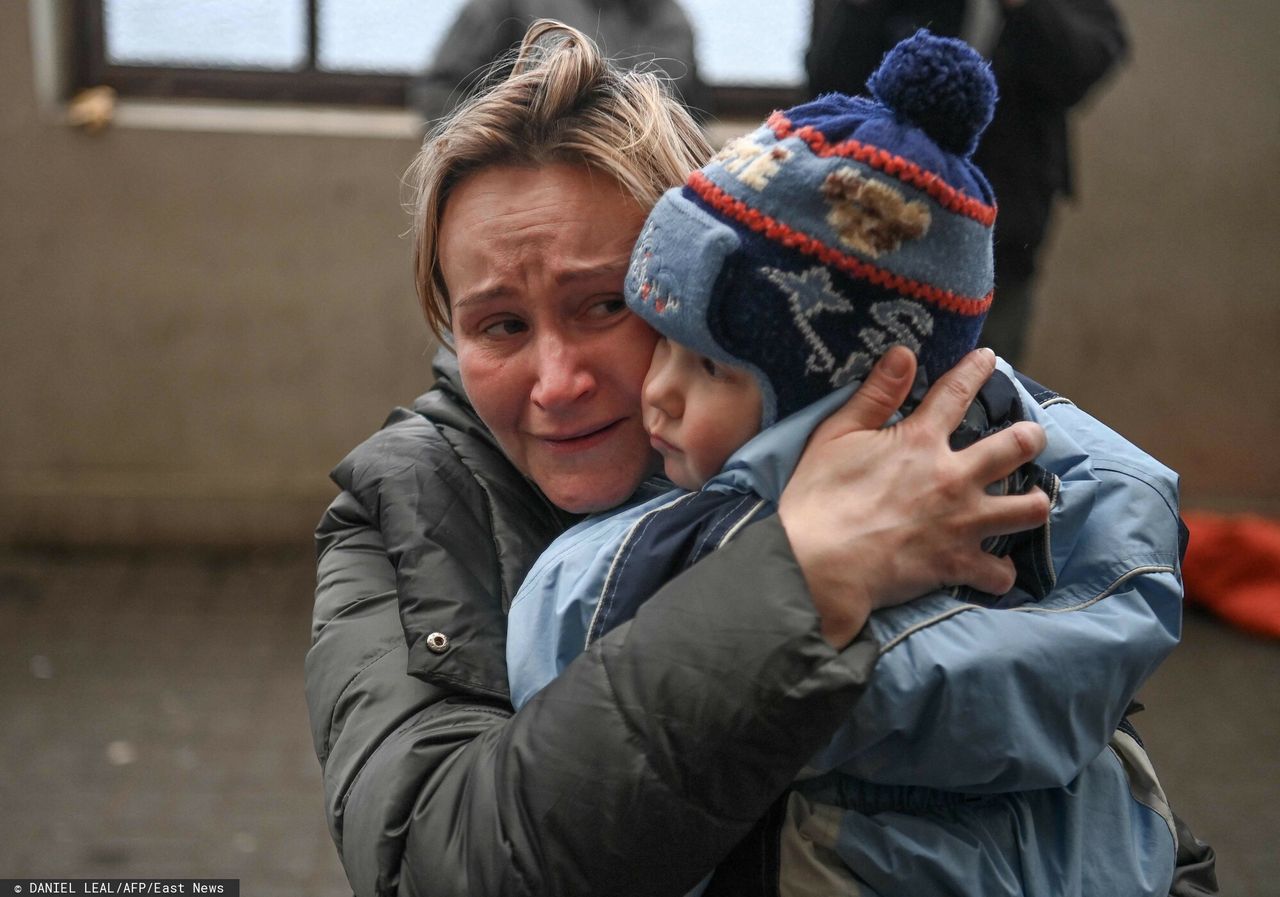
307, 348, 1049, 896
309, 491, 878, 896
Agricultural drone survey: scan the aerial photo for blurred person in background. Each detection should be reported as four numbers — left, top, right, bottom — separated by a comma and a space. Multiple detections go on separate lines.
806, 0, 1127, 366
413, 0, 710, 121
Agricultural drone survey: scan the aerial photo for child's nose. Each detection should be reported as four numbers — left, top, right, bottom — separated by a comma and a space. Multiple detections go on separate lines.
642, 362, 682, 419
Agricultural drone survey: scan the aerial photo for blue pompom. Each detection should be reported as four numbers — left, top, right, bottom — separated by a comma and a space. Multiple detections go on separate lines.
867, 30, 996, 157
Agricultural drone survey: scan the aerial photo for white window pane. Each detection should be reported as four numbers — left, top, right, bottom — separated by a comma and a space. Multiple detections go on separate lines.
680, 0, 809, 86
103, 0, 808, 86
318, 0, 472, 73
105, 0, 307, 69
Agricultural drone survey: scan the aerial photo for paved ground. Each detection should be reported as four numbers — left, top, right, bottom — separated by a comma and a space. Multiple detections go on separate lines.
0, 547, 348, 896
1, 547, 1277, 895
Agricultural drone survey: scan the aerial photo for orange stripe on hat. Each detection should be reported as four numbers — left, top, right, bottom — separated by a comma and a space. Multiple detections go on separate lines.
688, 170, 993, 317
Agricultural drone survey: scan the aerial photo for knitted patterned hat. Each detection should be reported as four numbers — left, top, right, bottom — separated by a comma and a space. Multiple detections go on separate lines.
625, 30, 998, 426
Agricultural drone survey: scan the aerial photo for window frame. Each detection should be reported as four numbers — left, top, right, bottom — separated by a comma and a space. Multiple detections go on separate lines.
72, 0, 800, 116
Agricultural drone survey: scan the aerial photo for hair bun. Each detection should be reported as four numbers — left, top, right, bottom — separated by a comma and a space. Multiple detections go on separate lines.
867, 29, 996, 157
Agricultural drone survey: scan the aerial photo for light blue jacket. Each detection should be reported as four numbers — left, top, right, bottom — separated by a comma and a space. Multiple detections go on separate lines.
507, 363, 1182, 896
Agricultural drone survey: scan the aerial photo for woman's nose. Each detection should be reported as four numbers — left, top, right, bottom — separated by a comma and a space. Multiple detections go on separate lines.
530, 337, 596, 410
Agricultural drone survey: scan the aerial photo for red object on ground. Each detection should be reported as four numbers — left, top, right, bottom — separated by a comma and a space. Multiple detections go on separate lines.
1181, 511, 1280, 639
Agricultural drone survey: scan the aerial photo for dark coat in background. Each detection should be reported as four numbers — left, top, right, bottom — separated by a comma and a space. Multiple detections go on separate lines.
413, 0, 709, 121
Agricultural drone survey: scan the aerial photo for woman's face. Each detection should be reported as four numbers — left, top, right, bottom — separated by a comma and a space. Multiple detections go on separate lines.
440, 163, 661, 513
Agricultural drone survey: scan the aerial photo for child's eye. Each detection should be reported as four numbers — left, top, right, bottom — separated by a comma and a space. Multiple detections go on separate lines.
701, 357, 722, 378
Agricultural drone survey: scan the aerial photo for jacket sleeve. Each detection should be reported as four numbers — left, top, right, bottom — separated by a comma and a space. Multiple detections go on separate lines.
1000, 0, 1128, 108
307, 494, 879, 897
807, 381, 1183, 793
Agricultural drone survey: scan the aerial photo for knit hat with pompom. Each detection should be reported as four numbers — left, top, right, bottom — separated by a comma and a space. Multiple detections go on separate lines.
625, 30, 999, 426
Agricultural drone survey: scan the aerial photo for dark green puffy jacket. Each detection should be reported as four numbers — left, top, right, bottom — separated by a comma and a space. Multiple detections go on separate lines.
305, 349, 879, 897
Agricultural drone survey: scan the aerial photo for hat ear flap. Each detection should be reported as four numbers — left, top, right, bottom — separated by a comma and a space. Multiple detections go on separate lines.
705, 252, 783, 426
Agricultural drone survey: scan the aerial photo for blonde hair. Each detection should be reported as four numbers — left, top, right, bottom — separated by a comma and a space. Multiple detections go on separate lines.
406, 19, 713, 342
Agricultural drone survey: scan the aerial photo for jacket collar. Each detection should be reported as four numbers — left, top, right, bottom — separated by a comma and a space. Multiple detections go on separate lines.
406, 345, 502, 452
415, 346, 583, 528
706, 367, 952, 502
708, 383, 860, 503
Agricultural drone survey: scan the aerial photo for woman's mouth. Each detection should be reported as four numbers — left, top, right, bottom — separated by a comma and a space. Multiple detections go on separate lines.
538, 419, 625, 453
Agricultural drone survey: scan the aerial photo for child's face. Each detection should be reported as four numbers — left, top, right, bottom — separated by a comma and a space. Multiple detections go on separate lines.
642, 337, 763, 491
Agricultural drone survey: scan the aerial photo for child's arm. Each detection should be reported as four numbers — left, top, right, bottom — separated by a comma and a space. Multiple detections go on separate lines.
807, 375, 1183, 791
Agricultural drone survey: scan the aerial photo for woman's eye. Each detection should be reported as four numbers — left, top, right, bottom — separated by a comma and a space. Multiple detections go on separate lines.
482, 318, 527, 338
586, 296, 627, 318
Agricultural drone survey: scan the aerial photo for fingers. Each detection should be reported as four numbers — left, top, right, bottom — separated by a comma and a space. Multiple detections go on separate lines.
911, 348, 997, 435
965, 420, 1048, 485
962, 554, 1018, 597
816, 346, 918, 439
975, 487, 1053, 538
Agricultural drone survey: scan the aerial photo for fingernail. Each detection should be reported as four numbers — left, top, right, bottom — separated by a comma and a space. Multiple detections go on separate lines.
979, 347, 996, 364
881, 348, 911, 378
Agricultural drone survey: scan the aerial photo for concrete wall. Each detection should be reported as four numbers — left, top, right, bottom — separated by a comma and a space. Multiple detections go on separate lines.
2, 3, 431, 546
2, 0, 1276, 548
1027, 0, 1279, 516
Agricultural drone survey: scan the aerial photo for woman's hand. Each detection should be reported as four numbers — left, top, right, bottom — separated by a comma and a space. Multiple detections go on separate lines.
779, 347, 1050, 648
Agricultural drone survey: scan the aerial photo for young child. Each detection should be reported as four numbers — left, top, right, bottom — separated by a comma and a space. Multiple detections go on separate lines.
508, 31, 1184, 896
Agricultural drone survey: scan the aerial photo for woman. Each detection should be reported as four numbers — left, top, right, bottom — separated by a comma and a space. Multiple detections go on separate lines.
305, 21, 1056, 897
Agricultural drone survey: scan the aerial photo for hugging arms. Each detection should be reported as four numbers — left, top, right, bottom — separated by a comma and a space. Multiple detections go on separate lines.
306, 19, 1210, 897
307, 342, 1045, 895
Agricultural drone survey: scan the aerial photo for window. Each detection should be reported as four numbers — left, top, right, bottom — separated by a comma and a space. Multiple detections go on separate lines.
73, 0, 809, 115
